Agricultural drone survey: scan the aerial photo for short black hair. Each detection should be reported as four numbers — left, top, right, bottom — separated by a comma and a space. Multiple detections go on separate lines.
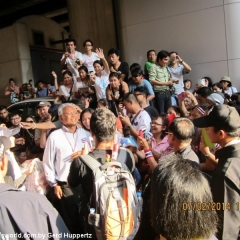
131, 68, 143, 77
0, 106, 7, 111
151, 158, 217, 239
9, 78, 15, 84
122, 92, 139, 104
129, 63, 141, 72
147, 50, 156, 57
108, 48, 120, 57
65, 38, 76, 46
184, 79, 192, 84
156, 50, 170, 62
83, 39, 93, 47
10, 112, 21, 119
196, 87, 212, 98
169, 51, 178, 55
168, 117, 195, 142
134, 86, 147, 97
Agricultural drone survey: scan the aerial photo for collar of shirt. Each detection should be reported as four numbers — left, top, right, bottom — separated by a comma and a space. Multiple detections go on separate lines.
151, 135, 168, 146
224, 139, 240, 147
0, 183, 18, 193
62, 125, 80, 133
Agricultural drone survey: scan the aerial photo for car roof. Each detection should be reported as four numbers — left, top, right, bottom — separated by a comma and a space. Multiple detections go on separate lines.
7, 97, 55, 109
7, 97, 55, 118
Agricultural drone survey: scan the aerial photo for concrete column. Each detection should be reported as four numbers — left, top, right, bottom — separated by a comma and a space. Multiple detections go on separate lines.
67, 0, 117, 53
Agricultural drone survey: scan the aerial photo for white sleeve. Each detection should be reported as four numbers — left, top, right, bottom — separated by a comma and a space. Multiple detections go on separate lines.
76, 51, 83, 61
138, 112, 151, 132
94, 52, 100, 60
72, 83, 78, 93
59, 85, 70, 97
60, 53, 65, 62
42, 134, 57, 187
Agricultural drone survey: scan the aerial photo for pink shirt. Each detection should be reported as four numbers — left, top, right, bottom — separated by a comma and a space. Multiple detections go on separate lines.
151, 135, 169, 154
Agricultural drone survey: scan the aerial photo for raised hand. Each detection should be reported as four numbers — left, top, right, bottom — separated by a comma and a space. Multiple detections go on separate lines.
96, 48, 105, 59
51, 71, 57, 79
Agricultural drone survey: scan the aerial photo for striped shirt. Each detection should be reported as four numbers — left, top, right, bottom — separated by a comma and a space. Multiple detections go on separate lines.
149, 63, 170, 92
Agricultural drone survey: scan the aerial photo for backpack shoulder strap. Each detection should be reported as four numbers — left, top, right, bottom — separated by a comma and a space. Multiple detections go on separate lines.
81, 154, 101, 171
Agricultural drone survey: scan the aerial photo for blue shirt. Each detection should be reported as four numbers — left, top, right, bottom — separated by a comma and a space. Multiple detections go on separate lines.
128, 79, 154, 95
37, 88, 48, 97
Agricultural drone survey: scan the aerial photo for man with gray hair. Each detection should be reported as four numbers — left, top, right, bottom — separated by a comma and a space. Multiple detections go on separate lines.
43, 103, 88, 234
0, 136, 71, 236
167, 117, 199, 164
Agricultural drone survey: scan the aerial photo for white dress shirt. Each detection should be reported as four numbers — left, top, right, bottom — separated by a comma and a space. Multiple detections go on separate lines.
43, 125, 87, 186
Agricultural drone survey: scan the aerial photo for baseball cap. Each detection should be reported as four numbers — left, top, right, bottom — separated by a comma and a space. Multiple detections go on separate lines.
193, 105, 240, 132
220, 76, 231, 82
206, 93, 224, 105
36, 101, 51, 108
0, 136, 11, 159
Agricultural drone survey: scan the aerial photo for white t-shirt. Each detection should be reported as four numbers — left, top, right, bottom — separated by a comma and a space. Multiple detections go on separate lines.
61, 51, 83, 82
131, 109, 151, 133
225, 86, 237, 95
82, 52, 99, 72
72, 81, 90, 95
59, 85, 73, 101
94, 70, 109, 100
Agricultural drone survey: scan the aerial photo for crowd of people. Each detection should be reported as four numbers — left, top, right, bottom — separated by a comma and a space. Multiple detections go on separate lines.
0, 38, 240, 240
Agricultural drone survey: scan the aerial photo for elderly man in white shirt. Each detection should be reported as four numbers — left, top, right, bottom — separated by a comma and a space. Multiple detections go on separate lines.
43, 103, 88, 234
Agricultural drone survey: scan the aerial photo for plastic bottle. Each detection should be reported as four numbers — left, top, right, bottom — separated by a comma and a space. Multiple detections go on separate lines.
88, 208, 95, 225
137, 192, 143, 210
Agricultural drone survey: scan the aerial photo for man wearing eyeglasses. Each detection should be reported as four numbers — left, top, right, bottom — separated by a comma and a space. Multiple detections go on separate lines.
43, 103, 89, 234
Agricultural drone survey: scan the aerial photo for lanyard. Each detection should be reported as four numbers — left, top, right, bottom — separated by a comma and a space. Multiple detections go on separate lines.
131, 109, 143, 124
63, 129, 79, 152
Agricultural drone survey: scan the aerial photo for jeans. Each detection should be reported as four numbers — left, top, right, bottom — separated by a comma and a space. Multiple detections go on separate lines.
154, 91, 172, 114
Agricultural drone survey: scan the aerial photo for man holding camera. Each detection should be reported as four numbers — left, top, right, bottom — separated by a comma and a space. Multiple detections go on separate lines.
61, 38, 83, 82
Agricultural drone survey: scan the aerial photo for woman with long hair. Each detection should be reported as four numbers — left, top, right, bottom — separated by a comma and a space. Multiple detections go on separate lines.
106, 72, 129, 115
58, 70, 74, 102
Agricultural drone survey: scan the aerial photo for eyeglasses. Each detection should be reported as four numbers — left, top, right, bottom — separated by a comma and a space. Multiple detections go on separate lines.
26, 121, 34, 123
85, 44, 92, 47
151, 121, 163, 126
